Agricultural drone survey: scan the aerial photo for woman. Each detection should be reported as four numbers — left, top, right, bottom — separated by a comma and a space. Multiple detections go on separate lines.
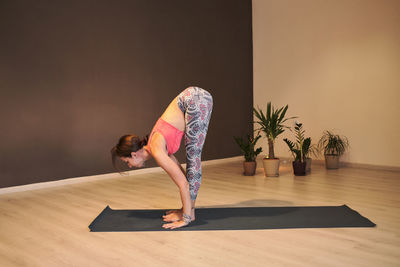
111, 86, 213, 229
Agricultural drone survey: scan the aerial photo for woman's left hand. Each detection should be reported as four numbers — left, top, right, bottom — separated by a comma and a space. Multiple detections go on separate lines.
162, 220, 188, 230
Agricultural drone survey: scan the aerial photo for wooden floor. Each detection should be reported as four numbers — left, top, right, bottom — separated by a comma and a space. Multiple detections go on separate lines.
0, 159, 399, 267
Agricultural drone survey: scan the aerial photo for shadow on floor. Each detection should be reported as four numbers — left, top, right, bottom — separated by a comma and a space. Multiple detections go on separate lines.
196, 198, 294, 209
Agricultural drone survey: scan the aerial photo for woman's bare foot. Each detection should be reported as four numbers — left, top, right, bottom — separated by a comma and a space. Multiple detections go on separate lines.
165, 208, 182, 215
163, 208, 196, 222
163, 210, 182, 222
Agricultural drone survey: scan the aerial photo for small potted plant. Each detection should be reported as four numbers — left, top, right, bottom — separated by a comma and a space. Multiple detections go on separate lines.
283, 122, 312, 176
318, 131, 350, 169
253, 102, 296, 177
234, 134, 263, 176
294, 122, 318, 173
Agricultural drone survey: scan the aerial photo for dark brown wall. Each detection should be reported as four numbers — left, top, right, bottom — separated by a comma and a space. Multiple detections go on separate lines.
0, 0, 253, 188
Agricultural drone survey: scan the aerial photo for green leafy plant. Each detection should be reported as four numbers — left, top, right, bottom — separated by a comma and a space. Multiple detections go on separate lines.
253, 102, 296, 159
318, 131, 349, 156
283, 122, 314, 162
234, 134, 263, 162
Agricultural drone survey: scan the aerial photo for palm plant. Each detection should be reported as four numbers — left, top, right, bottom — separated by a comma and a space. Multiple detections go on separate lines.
318, 131, 349, 156
253, 102, 296, 159
234, 134, 263, 162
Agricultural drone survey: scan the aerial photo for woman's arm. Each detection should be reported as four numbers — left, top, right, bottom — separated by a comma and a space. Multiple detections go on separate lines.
150, 133, 191, 229
169, 154, 186, 176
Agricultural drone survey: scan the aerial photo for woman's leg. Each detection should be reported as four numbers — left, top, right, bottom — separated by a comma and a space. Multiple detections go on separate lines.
163, 87, 212, 221
182, 87, 213, 201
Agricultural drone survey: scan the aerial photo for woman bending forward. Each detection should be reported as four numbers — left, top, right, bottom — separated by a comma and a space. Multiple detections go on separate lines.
111, 87, 213, 229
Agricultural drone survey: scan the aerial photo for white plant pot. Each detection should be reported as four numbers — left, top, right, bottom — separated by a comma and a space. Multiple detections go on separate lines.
262, 158, 280, 177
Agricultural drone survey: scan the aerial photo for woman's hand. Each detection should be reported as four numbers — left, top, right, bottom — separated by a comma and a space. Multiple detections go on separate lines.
162, 220, 188, 230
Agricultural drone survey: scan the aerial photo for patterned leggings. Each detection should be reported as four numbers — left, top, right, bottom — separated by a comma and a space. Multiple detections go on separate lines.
177, 87, 213, 200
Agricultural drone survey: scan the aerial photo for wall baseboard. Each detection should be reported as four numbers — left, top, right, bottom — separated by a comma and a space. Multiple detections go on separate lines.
338, 161, 400, 172
0, 156, 243, 195
274, 157, 400, 172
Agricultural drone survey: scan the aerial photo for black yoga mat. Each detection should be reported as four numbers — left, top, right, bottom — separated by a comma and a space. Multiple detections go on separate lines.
88, 205, 376, 232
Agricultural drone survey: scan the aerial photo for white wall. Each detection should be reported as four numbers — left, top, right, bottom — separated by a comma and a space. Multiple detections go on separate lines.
252, 0, 400, 167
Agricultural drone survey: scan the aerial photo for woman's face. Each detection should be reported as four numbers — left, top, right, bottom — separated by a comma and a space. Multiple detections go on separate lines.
121, 152, 145, 168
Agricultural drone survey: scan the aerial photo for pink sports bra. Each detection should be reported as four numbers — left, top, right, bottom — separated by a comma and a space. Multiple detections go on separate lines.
148, 118, 184, 155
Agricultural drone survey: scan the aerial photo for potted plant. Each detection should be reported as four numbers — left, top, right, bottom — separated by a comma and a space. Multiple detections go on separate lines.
233, 134, 262, 176
253, 102, 296, 177
234, 134, 263, 176
283, 122, 312, 176
318, 131, 350, 169
290, 122, 318, 173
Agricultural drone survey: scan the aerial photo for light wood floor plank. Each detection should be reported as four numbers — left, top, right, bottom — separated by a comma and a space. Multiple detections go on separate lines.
0, 159, 399, 266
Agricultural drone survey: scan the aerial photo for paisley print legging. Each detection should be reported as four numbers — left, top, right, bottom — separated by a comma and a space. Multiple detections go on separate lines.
177, 87, 213, 200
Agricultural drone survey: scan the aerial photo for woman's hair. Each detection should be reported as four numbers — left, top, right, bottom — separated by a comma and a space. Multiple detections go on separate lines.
111, 134, 149, 172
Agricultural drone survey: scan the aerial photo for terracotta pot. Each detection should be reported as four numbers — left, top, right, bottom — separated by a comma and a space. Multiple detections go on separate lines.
262, 158, 280, 177
243, 161, 256, 176
325, 155, 339, 169
292, 161, 306, 176
305, 158, 312, 172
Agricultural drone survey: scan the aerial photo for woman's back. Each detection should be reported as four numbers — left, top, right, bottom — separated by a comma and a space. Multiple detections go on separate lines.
159, 97, 185, 132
